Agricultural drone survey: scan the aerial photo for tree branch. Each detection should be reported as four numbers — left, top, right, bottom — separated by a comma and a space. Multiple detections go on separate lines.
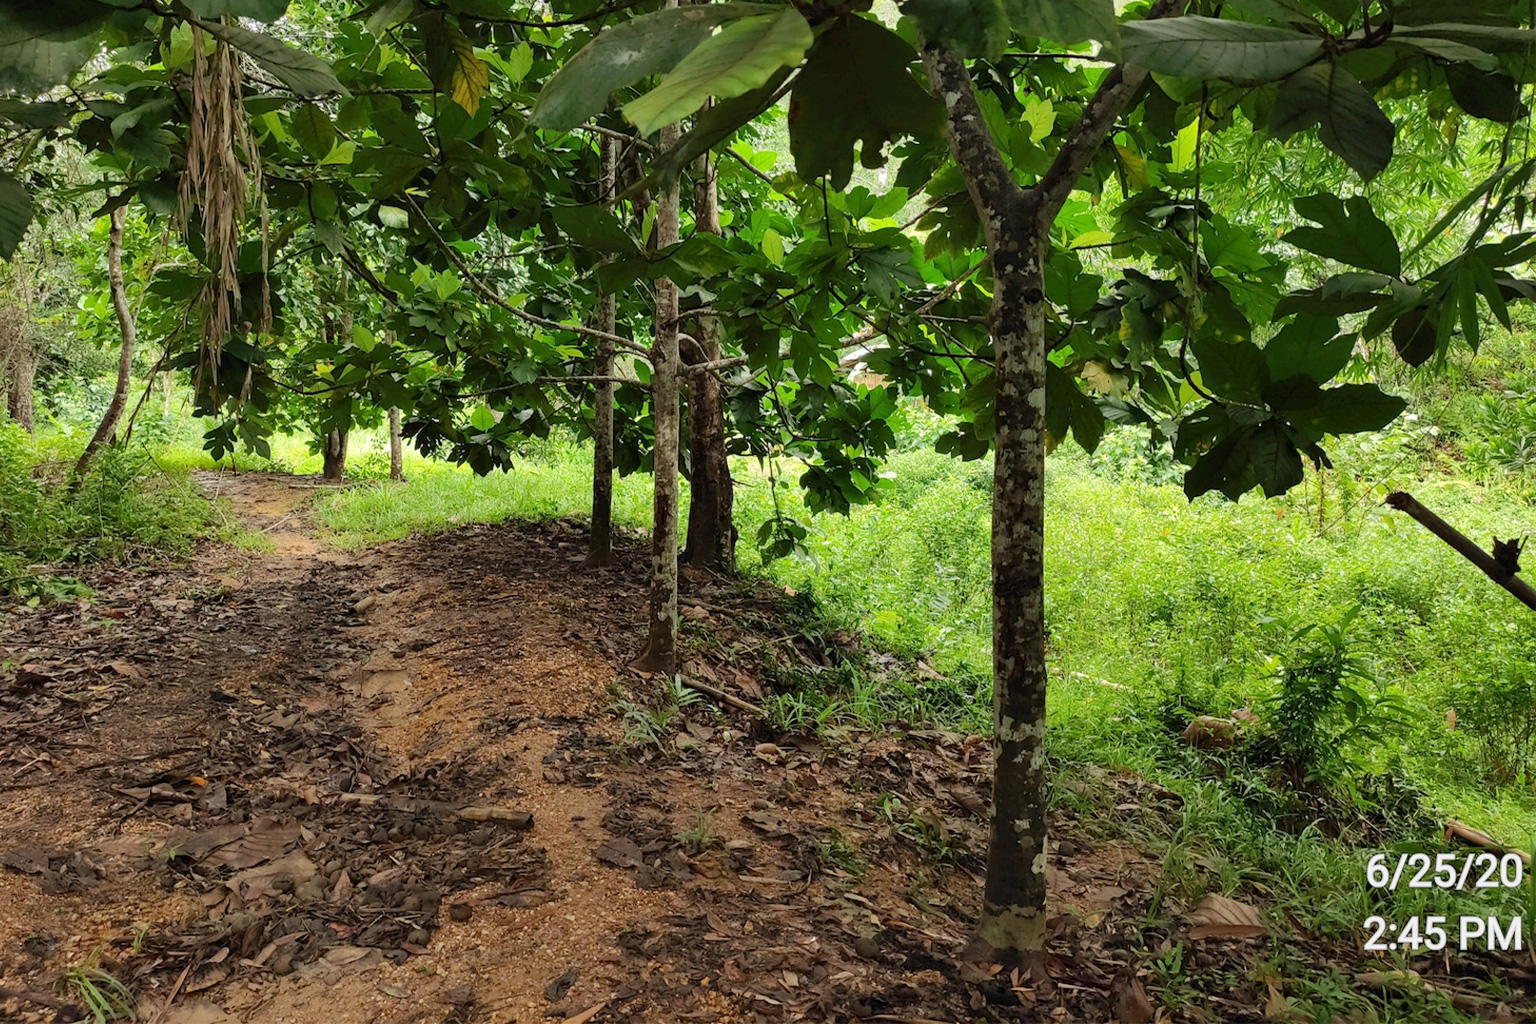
919, 43, 1026, 244
1034, 0, 1187, 223
402, 195, 652, 361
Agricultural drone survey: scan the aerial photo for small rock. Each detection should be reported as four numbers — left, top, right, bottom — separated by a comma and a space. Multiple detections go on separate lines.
448, 903, 472, 922
854, 934, 880, 959
272, 954, 295, 976
408, 928, 432, 946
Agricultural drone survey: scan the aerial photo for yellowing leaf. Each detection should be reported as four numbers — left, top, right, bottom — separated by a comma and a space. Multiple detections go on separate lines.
449, 34, 489, 114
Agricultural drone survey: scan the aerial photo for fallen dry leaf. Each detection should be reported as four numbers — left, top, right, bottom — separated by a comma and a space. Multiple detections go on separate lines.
1189, 893, 1265, 939
1111, 967, 1154, 1024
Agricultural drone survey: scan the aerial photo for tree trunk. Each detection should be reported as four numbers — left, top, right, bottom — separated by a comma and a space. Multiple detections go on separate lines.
322, 428, 348, 482
633, 105, 682, 673
5, 341, 35, 433
978, 217, 1052, 957
162, 367, 173, 417
389, 407, 404, 482
74, 206, 137, 478
919, 10, 1174, 959
682, 150, 736, 573
586, 131, 619, 569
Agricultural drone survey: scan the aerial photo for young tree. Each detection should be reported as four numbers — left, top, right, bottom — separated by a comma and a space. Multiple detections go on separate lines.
74, 204, 136, 478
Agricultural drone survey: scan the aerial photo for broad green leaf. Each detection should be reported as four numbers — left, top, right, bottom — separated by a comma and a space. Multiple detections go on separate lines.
1184, 429, 1256, 500
1285, 383, 1406, 436
788, 16, 945, 190
623, 9, 812, 136
0, 172, 34, 260
1445, 65, 1524, 122
364, 0, 414, 35
0, 100, 73, 128
197, 19, 343, 97
552, 206, 639, 255
651, 66, 791, 182
1121, 16, 1322, 81
351, 324, 377, 352
1249, 420, 1304, 496
1191, 336, 1268, 404
1020, 97, 1055, 142
1269, 62, 1393, 180
1003, 0, 1119, 45
470, 404, 496, 431
309, 181, 339, 221
1281, 193, 1401, 277
290, 104, 335, 160
904, 0, 1009, 58
530, 3, 779, 131
1169, 117, 1198, 172
1262, 314, 1352, 383
1392, 21, 1536, 52
761, 227, 785, 265
1391, 35, 1497, 68
184, 0, 290, 20
0, 0, 108, 95
1392, 307, 1437, 366
1045, 363, 1106, 452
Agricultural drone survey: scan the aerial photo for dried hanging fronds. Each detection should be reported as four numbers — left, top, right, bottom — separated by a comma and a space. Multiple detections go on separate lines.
177, 21, 270, 393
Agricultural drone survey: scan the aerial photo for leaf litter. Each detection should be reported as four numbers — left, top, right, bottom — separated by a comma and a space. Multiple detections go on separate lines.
0, 470, 1531, 1024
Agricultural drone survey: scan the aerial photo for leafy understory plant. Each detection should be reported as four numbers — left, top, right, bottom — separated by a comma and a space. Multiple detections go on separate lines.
1254, 606, 1414, 787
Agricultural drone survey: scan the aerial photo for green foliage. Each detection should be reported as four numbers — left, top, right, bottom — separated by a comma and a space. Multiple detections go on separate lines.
1250, 607, 1415, 785
1281, 194, 1401, 278
0, 1, 107, 95
787, 16, 944, 190
530, 3, 778, 131
1446, 664, 1536, 788
1001, 0, 1119, 45
622, 9, 812, 135
1269, 62, 1394, 180
0, 421, 215, 596
1120, 17, 1323, 81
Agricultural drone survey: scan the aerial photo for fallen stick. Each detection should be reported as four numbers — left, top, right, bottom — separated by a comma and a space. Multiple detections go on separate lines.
335, 793, 533, 829
679, 676, 764, 717
1386, 492, 1536, 613
1444, 819, 1533, 864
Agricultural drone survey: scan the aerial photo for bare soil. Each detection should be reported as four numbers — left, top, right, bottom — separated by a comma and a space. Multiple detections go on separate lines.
1, 471, 1531, 1024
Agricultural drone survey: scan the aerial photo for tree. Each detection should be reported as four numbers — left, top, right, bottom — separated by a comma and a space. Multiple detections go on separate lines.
529, 0, 1536, 961
73, 204, 135, 478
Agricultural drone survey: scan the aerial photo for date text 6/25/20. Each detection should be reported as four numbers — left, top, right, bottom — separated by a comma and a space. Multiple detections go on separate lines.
1364, 916, 1523, 952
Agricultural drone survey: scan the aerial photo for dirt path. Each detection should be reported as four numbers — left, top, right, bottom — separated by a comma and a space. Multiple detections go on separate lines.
5, 471, 1529, 1024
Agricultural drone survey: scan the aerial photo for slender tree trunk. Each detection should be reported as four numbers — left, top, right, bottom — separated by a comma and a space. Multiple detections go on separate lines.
389, 407, 404, 482
5, 342, 35, 433
586, 131, 619, 568
682, 150, 736, 573
322, 428, 348, 483
920, 22, 1170, 957
633, 99, 683, 673
162, 367, 173, 417
75, 206, 137, 479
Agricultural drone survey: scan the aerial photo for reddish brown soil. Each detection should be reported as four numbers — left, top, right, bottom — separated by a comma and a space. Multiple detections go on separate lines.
1, 471, 1531, 1024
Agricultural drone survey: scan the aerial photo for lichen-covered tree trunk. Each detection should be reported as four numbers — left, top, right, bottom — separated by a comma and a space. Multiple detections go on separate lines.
75, 206, 137, 478
634, 115, 682, 672
389, 407, 403, 482
322, 428, 348, 482
920, 17, 1170, 959
683, 150, 735, 573
980, 221, 1052, 955
586, 132, 619, 569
